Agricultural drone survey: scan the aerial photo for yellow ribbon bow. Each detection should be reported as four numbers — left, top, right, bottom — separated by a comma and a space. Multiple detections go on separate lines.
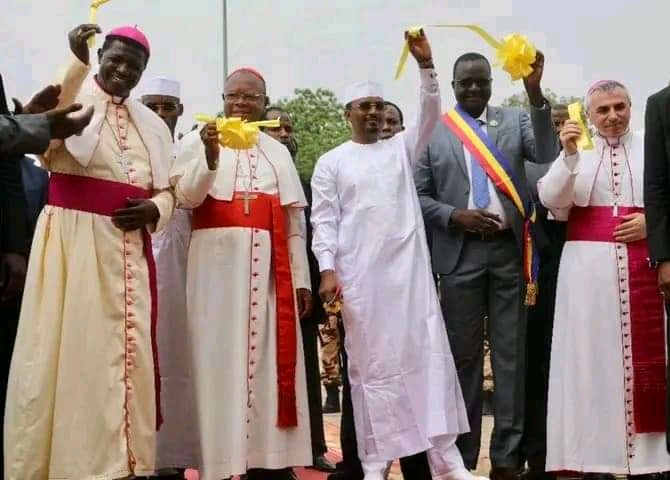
88, 0, 111, 48
323, 297, 343, 315
195, 115, 280, 150
394, 24, 537, 81
567, 102, 594, 151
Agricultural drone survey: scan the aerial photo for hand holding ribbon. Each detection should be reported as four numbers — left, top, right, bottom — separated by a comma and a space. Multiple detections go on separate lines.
394, 24, 537, 81
88, 0, 111, 48
567, 102, 594, 151
394, 27, 433, 79
195, 115, 280, 151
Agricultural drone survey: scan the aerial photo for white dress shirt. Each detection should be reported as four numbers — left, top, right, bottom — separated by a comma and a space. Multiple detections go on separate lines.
463, 108, 509, 228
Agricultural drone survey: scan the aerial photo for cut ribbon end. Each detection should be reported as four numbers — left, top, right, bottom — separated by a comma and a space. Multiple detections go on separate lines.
567, 102, 594, 151
394, 25, 424, 80
87, 0, 111, 48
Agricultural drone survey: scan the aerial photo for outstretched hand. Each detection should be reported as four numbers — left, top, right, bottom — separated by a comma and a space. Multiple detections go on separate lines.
13, 84, 61, 115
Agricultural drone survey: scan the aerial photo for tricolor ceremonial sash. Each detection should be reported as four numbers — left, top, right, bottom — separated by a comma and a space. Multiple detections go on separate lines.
442, 105, 539, 305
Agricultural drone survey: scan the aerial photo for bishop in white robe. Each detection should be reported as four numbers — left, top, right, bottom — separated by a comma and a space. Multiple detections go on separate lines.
539, 80, 670, 475
4, 25, 174, 480
170, 67, 312, 480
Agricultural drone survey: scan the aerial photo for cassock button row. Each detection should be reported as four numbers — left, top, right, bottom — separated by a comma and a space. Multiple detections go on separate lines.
253, 287, 258, 292
252, 301, 258, 306
254, 243, 260, 247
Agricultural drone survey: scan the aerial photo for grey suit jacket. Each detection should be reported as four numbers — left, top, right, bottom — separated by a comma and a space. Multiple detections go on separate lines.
0, 113, 51, 156
414, 104, 559, 275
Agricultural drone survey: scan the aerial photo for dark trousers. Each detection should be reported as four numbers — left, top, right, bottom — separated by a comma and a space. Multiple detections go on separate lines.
0, 301, 20, 480
301, 319, 327, 458
337, 324, 433, 479
521, 220, 565, 473
439, 232, 527, 470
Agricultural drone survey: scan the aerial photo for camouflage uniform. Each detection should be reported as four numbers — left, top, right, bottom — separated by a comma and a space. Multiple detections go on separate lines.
318, 312, 342, 387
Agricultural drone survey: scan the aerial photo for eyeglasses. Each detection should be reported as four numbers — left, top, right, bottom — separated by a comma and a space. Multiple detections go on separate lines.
144, 102, 180, 112
351, 100, 385, 112
454, 78, 492, 89
223, 92, 265, 103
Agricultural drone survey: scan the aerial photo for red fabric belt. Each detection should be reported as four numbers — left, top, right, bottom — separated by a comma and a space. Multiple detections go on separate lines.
566, 206, 666, 433
192, 193, 298, 428
47, 172, 163, 430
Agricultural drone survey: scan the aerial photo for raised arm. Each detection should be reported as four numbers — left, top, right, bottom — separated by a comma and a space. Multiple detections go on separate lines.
537, 150, 579, 217
520, 50, 559, 164
42, 25, 97, 159
170, 128, 217, 209
401, 29, 440, 166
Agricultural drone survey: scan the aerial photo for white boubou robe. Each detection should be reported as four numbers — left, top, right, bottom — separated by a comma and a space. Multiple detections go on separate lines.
310, 68, 470, 465
152, 139, 199, 472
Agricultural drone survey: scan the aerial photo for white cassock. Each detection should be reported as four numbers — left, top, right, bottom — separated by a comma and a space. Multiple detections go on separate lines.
539, 130, 670, 474
152, 139, 199, 471
310, 69, 470, 475
170, 131, 312, 480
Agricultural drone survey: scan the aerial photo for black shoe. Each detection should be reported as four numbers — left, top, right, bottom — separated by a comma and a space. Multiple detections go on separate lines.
323, 385, 341, 413
491, 467, 524, 480
583, 474, 616, 480
310, 455, 337, 472
521, 470, 555, 480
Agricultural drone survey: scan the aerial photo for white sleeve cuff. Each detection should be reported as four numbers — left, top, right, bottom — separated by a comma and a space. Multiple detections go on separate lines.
318, 252, 335, 272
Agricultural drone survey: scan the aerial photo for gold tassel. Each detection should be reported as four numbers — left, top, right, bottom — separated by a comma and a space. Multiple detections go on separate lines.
525, 282, 537, 306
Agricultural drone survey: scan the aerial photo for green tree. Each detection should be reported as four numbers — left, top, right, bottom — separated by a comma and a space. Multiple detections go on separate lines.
275, 88, 350, 180
501, 88, 582, 109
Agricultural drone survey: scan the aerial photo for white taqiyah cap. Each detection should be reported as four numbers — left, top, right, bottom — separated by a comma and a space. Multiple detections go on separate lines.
344, 80, 383, 104
142, 76, 180, 98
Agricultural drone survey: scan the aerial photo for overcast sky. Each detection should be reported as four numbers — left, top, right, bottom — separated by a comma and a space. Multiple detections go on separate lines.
3, 0, 668, 135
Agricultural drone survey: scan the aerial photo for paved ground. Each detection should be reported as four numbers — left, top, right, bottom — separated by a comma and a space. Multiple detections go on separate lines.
185, 414, 493, 479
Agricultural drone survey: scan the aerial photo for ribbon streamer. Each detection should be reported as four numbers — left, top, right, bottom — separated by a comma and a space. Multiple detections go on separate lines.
394, 26, 424, 80
195, 115, 280, 150
394, 24, 537, 81
88, 0, 111, 48
567, 102, 594, 151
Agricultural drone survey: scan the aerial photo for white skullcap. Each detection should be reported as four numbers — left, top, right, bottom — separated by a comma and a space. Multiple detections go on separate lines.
344, 80, 383, 104
142, 76, 180, 98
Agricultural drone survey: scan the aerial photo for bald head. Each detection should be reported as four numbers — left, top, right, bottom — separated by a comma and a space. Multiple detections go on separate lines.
223, 68, 268, 121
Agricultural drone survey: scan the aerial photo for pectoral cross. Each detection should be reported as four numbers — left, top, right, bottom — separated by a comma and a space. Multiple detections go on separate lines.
242, 191, 258, 215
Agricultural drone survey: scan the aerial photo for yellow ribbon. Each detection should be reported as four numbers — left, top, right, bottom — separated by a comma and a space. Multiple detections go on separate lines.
567, 102, 594, 151
88, 0, 111, 48
394, 24, 537, 81
394, 26, 424, 80
195, 115, 280, 150
323, 298, 343, 315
